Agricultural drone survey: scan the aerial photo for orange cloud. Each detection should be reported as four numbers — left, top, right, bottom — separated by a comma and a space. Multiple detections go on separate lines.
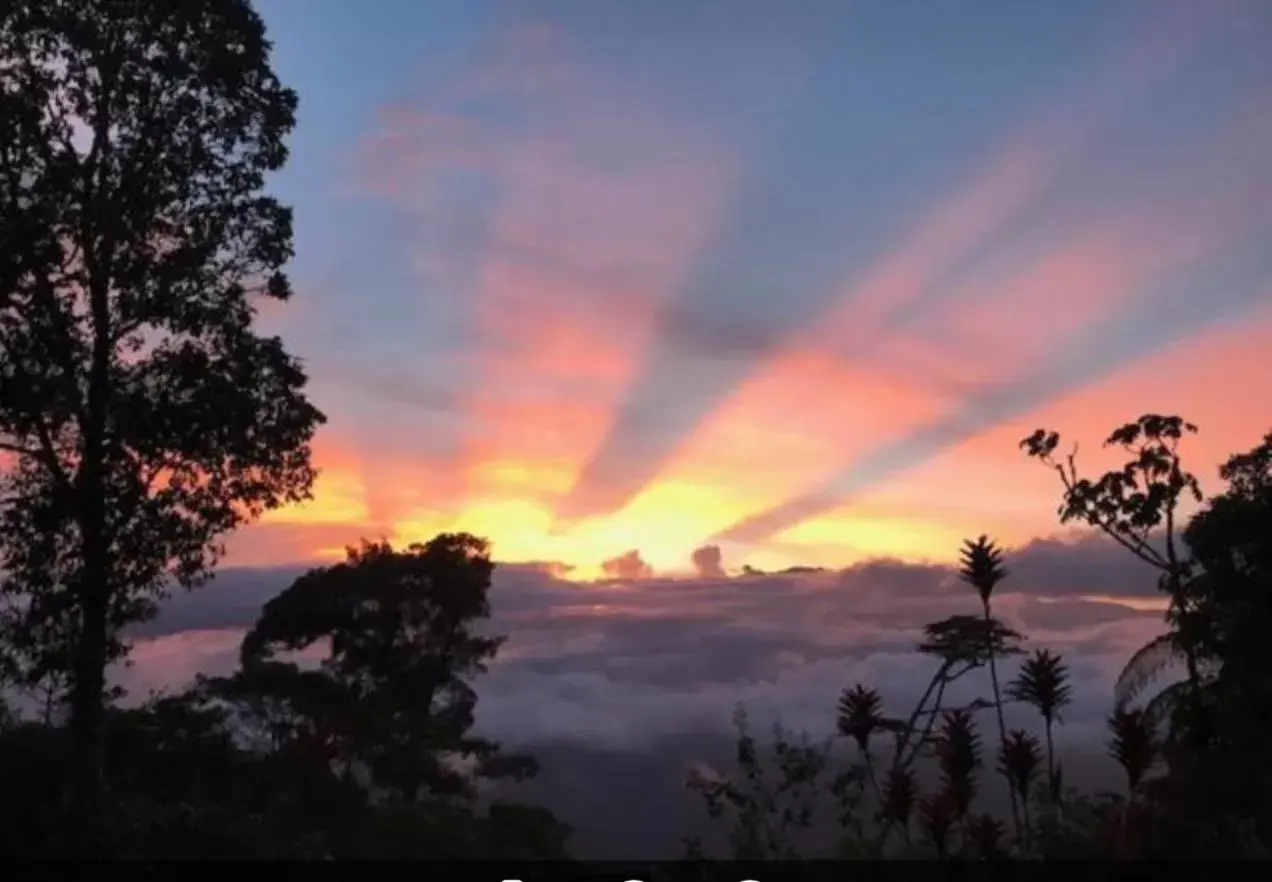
845, 301, 1272, 552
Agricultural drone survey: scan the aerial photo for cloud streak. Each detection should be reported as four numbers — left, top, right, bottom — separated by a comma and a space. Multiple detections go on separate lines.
553, 0, 1217, 526
238, 0, 1272, 576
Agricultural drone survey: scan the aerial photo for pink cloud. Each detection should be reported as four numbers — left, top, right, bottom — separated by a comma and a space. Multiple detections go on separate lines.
352, 19, 736, 519
601, 549, 654, 581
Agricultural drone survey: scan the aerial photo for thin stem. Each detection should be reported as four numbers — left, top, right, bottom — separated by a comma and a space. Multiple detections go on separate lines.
1044, 718, 1056, 801
985, 601, 1022, 846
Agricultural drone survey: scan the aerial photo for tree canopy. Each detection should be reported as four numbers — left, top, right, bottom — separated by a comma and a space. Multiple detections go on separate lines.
0, 0, 323, 842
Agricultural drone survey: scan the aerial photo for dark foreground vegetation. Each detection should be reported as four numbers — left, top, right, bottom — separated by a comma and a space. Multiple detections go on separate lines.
2, 0, 1271, 860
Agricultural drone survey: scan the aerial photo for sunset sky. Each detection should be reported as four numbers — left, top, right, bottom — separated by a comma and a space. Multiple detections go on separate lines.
237, 0, 1272, 579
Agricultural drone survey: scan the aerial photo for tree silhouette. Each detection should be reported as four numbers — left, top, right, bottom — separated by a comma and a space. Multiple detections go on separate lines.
229, 535, 535, 805
1164, 430, 1272, 844
0, 0, 323, 845
1021, 416, 1204, 690
1008, 649, 1072, 802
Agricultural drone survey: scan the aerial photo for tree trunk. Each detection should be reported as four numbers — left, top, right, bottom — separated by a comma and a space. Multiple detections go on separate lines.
67, 261, 113, 855
68, 503, 109, 855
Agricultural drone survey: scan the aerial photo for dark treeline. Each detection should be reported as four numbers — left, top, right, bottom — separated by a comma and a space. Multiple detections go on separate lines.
2, 0, 1271, 860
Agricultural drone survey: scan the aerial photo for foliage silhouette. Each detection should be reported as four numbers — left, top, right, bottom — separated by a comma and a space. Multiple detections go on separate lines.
0, 24, 1269, 855
0, 0, 323, 846
1008, 649, 1072, 802
997, 730, 1042, 848
688, 418, 1272, 858
1107, 708, 1156, 797
216, 535, 538, 804
936, 709, 982, 820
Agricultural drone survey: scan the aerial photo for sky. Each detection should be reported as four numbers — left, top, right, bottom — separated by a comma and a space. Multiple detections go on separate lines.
232, 0, 1272, 580
65, 3, 1272, 840
109, 0, 1267, 712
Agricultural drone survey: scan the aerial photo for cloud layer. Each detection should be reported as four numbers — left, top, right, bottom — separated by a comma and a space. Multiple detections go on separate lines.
123, 532, 1168, 755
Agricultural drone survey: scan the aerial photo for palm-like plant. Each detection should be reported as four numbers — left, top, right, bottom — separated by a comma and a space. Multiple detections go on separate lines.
959, 535, 1020, 840
1009, 649, 1072, 801
936, 709, 982, 819
1107, 708, 1156, 797
997, 730, 1043, 850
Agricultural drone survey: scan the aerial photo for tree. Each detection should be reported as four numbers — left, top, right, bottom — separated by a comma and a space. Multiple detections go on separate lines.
0, 0, 324, 842
229, 535, 536, 807
1021, 416, 1204, 689
1159, 430, 1272, 849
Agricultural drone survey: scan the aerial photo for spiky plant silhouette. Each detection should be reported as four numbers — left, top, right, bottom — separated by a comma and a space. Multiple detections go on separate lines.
918, 790, 956, 859
959, 535, 1020, 841
1107, 708, 1157, 798
837, 685, 884, 753
997, 730, 1043, 850
879, 768, 917, 843
937, 709, 982, 820
837, 684, 885, 802
967, 813, 1006, 860
1009, 649, 1073, 801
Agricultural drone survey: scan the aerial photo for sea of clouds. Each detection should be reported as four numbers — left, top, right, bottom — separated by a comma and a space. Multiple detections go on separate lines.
120, 531, 1170, 752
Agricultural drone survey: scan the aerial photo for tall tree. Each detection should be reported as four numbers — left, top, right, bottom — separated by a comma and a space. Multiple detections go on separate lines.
1166, 431, 1272, 848
0, 0, 323, 844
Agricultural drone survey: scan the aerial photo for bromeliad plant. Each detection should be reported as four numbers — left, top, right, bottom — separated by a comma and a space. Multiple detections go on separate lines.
688, 536, 1060, 859
686, 535, 1110, 860
687, 414, 1272, 860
